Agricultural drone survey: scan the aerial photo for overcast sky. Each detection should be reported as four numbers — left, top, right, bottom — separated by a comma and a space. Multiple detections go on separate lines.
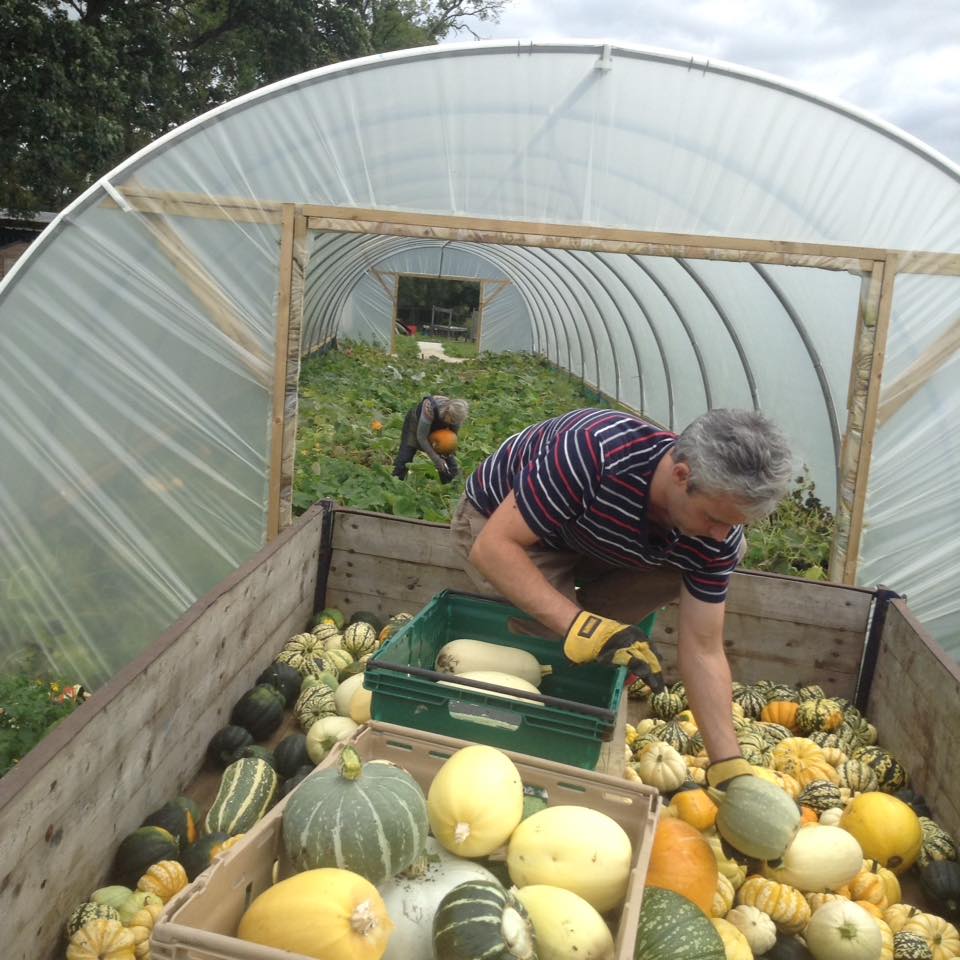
448, 0, 960, 165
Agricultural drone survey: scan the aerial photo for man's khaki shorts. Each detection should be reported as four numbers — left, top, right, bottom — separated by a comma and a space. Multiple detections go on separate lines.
449, 495, 685, 624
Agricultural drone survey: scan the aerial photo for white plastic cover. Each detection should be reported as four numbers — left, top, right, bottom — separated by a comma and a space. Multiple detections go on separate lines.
1, 40, 958, 685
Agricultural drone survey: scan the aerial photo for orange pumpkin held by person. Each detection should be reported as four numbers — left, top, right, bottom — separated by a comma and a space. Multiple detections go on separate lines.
429, 429, 458, 455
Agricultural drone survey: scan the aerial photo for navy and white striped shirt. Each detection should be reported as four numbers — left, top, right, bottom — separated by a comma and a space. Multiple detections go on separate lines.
466, 409, 743, 603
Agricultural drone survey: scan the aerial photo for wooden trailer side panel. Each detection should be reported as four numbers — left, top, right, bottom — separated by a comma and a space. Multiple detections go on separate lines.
325, 510, 873, 699
868, 599, 960, 841
0, 506, 326, 960
323, 510, 480, 618
651, 572, 873, 699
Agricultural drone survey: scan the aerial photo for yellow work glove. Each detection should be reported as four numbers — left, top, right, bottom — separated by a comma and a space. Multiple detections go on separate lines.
707, 755, 801, 861
563, 611, 665, 693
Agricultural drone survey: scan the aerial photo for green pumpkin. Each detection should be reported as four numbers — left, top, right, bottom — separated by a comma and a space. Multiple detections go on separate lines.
315, 607, 345, 629
281, 746, 427, 885
432, 880, 536, 960
348, 609, 384, 632
229, 744, 278, 769
180, 832, 232, 881
713, 775, 801, 860
918, 859, 960, 915
256, 661, 302, 707
141, 800, 198, 846
207, 724, 254, 768
274, 733, 312, 779
112, 826, 180, 887
634, 887, 725, 959
229, 684, 286, 740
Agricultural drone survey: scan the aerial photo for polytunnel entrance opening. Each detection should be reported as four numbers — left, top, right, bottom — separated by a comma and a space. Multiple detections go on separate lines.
395, 275, 480, 347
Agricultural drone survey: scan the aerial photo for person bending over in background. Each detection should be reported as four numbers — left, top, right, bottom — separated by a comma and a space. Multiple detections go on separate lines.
393, 395, 470, 484
450, 406, 798, 851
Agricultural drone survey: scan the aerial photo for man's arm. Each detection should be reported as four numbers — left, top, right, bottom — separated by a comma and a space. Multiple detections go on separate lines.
469, 490, 580, 635
676, 586, 742, 762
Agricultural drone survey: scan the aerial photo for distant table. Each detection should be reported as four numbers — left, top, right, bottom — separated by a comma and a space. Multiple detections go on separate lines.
420, 324, 469, 340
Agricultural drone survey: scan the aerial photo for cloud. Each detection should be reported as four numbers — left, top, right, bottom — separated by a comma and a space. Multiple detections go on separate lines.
447, 0, 960, 163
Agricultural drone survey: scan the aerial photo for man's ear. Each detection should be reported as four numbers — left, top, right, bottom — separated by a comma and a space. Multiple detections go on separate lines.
672, 461, 691, 487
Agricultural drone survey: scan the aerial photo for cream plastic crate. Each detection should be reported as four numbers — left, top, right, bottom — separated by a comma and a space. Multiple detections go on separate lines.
153, 721, 661, 960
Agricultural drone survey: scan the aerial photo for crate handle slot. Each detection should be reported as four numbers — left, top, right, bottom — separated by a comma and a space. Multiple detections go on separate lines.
447, 699, 524, 730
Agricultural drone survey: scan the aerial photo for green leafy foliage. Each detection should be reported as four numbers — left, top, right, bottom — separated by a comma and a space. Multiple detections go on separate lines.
743, 474, 834, 579
293, 341, 600, 520
0, 675, 86, 777
1, 0, 508, 214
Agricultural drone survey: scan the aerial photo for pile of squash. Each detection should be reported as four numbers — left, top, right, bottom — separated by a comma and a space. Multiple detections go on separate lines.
64, 607, 407, 960
624, 679, 960, 959
237, 741, 635, 960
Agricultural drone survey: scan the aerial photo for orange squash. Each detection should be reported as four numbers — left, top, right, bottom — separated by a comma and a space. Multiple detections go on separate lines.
646, 817, 719, 915
760, 701, 799, 731
670, 788, 718, 831
799, 805, 819, 825
429, 429, 458, 454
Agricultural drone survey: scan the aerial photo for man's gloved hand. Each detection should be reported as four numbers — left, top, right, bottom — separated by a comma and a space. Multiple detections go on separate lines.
563, 611, 665, 693
707, 755, 801, 861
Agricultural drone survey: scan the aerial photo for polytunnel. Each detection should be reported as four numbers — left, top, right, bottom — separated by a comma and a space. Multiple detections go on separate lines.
2, 39, 959, 687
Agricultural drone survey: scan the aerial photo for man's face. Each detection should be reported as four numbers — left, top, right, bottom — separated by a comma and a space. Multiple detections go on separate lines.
666, 463, 749, 541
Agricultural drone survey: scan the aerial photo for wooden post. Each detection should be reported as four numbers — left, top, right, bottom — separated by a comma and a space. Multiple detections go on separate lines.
268, 205, 308, 540
831, 258, 897, 582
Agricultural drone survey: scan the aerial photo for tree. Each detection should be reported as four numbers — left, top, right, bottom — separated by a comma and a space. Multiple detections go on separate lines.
0, 0, 508, 214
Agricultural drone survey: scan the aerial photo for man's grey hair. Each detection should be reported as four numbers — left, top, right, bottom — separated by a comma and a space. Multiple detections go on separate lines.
442, 398, 470, 425
674, 409, 794, 520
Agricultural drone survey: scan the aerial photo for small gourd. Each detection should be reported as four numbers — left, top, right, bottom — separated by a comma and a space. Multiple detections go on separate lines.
725, 904, 777, 955
712, 873, 735, 918
893, 931, 934, 960
136, 859, 188, 902
432, 881, 536, 960
711, 917, 753, 960
736, 875, 810, 935
66, 919, 136, 960
634, 740, 687, 792
900, 913, 960, 960
66, 904, 121, 938
795, 698, 844, 735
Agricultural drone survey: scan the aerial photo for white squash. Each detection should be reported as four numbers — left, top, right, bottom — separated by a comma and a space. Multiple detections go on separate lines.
378, 837, 499, 960
634, 741, 687, 792
725, 904, 777, 955
805, 899, 882, 960
427, 744, 524, 857
819, 807, 845, 826
334, 673, 366, 716
439, 670, 543, 704
436, 638, 552, 687
507, 805, 632, 913
513, 885, 614, 960
349, 686, 372, 723
305, 716, 358, 764
763, 824, 863, 892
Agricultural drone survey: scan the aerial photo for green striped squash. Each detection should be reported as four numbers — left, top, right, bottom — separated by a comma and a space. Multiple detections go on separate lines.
432, 880, 536, 960
66, 902, 121, 937
634, 887, 725, 960
204, 757, 278, 836
310, 622, 341, 646
851, 745, 908, 792
919, 817, 958, 863
795, 698, 844, 735
274, 648, 325, 679
838, 759, 879, 793
283, 632, 326, 657
342, 622, 378, 659
316, 648, 354, 677
281, 746, 428, 885
294, 683, 337, 731
797, 779, 843, 812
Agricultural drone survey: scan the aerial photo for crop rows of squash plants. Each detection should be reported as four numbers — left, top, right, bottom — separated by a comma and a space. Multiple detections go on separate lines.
294, 341, 833, 579
62, 601, 960, 960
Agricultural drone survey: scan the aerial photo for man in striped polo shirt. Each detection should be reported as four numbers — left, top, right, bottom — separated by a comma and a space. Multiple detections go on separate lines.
451, 407, 797, 849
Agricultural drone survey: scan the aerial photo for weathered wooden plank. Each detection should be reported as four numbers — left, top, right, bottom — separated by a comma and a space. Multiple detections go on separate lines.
333, 512, 874, 631
0, 506, 326, 960
867, 601, 960, 841
650, 603, 862, 697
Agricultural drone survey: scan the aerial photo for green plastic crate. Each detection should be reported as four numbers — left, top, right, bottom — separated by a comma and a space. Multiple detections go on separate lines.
364, 590, 635, 769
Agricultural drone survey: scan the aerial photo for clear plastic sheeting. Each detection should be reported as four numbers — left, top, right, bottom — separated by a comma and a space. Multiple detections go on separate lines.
861, 275, 960, 647
2, 39, 959, 686
0, 198, 279, 686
